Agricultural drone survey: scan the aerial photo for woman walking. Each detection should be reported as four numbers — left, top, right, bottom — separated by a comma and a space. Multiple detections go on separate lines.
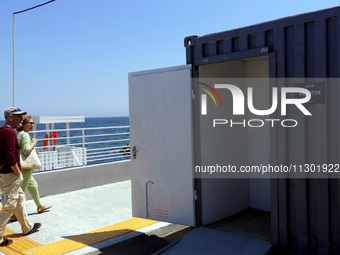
14, 116, 51, 219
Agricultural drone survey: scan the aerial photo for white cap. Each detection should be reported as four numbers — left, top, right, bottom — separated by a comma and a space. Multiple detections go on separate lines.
4, 107, 27, 119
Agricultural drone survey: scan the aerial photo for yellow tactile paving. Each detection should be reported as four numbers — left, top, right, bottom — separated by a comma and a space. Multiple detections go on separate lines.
0, 228, 42, 255
0, 204, 39, 255
25, 218, 158, 255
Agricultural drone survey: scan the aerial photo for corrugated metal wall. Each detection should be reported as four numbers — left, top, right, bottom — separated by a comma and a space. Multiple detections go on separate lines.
185, 7, 340, 255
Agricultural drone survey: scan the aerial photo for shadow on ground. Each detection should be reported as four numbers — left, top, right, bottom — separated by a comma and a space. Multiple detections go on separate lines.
88, 233, 170, 255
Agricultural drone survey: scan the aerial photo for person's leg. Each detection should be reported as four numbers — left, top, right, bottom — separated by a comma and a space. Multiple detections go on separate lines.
0, 173, 32, 240
27, 176, 52, 213
10, 169, 32, 222
21, 169, 32, 192
27, 176, 42, 207
8, 173, 34, 234
14, 187, 35, 234
0, 173, 14, 244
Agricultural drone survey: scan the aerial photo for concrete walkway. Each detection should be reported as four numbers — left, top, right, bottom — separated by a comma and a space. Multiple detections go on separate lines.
0, 180, 273, 255
0, 180, 170, 255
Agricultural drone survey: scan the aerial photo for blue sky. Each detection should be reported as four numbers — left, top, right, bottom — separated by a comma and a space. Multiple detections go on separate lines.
0, 0, 339, 119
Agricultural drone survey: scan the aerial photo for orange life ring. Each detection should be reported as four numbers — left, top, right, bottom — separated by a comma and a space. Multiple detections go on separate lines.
50, 131, 58, 146
43, 134, 49, 150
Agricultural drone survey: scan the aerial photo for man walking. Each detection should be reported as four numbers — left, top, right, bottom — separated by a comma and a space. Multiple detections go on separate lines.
0, 107, 41, 246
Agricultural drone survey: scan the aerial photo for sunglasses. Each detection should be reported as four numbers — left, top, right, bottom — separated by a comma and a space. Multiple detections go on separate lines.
13, 115, 23, 119
24, 122, 35, 125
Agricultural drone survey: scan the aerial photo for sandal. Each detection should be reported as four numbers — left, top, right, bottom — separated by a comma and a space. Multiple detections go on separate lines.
37, 205, 52, 214
0, 238, 13, 246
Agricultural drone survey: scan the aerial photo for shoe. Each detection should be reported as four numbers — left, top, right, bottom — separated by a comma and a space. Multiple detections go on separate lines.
0, 238, 13, 246
10, 214, 17, 222
37, 205, 52, 214
23, 223, 41, 236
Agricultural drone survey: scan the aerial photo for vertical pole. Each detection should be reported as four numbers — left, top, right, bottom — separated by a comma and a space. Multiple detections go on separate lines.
12, 0, 56, 107
66, 122, 70, 146
45, 123, 50, 169
82, 129, 86, 165
13, 14, 15, 107
45, 123, 50, 150
51, 123, 55, 152
65, 122, 70, 166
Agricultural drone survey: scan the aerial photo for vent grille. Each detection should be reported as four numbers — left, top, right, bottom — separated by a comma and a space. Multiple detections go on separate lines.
153, 209, 169, 219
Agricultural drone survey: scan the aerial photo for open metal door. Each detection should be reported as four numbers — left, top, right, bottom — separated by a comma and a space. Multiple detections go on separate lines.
129, 65, 196, 226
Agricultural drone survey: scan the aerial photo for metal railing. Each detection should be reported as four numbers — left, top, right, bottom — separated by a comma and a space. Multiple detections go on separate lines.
31, 126, 130, 171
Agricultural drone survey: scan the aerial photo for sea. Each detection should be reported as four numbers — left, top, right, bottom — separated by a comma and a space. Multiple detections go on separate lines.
0, 116, 129, 128
0, 116, 129, 135
0, 117, 130, 165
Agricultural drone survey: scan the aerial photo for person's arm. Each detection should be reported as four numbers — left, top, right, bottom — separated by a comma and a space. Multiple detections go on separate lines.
20, 132, 36, 155
10, 164, 21, 176
28, 138, 37, 154
5, 129, 21, 175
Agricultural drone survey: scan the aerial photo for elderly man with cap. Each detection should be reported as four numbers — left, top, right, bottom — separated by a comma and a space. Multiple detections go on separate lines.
0, 107, 41, 246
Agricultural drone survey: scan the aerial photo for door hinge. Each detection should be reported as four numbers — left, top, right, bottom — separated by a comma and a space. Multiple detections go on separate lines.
192, 89, 195, 100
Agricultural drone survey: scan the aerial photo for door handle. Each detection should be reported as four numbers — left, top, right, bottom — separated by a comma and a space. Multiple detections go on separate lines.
132, 146, 138, 159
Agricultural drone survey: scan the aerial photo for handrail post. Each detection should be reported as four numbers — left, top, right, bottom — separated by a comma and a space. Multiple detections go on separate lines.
66, 122, 70, 146
82, 129, 86, 165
